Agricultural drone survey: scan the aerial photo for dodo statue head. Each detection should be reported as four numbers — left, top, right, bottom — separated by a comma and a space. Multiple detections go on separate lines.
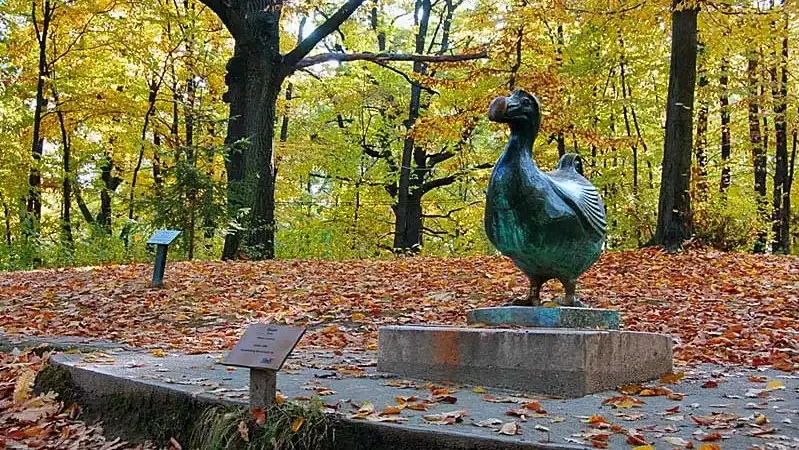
488, 89, 542, 136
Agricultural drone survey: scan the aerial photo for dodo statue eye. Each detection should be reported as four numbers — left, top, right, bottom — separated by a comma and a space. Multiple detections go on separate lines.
522, 98, 531, 106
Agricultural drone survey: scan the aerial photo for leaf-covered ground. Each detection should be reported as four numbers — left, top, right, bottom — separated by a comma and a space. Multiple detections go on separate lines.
0, 349, 153, 449
0, 248, 797, 371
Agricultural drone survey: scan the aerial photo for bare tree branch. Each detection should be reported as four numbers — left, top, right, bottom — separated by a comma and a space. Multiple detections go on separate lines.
294, 50, 487, 69
283, 0, 367, 72
314, 6, 347, 42
370, 60, 438, 95
427, 150, 455, 167
422, 162, 492, 193
423, 201, 481, 219
196, 0, 241, 39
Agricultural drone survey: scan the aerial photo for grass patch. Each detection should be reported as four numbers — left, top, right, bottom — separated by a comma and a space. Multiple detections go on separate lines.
192, 398, 330, 450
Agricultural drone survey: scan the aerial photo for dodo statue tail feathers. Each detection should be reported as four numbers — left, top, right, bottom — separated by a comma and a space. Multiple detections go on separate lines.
556, 153, 585, 177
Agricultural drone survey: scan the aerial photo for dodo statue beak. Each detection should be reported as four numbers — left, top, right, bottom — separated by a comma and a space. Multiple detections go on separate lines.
488, 96, 507, 122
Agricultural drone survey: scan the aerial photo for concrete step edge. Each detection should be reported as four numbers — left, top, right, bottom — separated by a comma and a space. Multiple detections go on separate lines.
29, 349, 586, 450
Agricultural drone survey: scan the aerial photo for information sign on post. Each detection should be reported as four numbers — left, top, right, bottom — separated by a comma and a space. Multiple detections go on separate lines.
147, 229, 181, 288
222, 324, 306, 409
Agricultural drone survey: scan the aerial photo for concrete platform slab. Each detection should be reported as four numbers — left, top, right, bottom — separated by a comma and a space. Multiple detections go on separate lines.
466, 306, 620, 329
378, 326, 672, 397
31, 346, 799, 450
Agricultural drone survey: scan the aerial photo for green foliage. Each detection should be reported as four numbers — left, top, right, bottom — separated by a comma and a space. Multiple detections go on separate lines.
0, 228, 151, 270
147, 146, 227, 258
694, 187, 771, 252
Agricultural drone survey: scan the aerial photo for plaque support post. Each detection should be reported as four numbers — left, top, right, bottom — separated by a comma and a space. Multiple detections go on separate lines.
249, 368, 277, 410
151, 244, 169, 288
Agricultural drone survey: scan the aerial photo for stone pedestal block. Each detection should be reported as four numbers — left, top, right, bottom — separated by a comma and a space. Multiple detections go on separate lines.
467, 306, 620, 329
378, 326, 672, 397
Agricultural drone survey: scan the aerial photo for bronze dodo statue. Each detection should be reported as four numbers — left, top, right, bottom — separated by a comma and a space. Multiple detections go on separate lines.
484, 90, 607, 307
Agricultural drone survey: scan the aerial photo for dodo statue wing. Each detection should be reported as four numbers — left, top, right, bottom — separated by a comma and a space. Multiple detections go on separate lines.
548, 154, 607, 238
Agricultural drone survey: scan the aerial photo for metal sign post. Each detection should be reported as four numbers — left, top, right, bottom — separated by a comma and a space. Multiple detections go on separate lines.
222, 323, 306, 409
147, 230, 181, 288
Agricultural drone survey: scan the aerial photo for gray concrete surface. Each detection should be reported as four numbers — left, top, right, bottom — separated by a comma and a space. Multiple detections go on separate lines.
378, 326, 673, 397
38, 346, 799, 450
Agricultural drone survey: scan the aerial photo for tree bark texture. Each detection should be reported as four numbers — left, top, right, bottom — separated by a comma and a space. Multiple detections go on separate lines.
748, 53, 768, 253
653, 0, 698, 250
771, 27, 790, 254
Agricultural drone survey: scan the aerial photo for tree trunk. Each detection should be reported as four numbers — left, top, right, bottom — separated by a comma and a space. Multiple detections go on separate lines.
185, 49, 197, 260
97, 151, 122, 234
771, 25, 790, 254
221, 42, 249, 259
719, 57, 731, 192
241, 3, 284, 259
695, 105, 708, 195
219, 0, 287, 260
1, 193, 11, 246
27, 0, 52, 230
278, 18, 304, 146
245, 71, 281, 258
130, 79, 160, 221
748, 53, 768, 253
694, 40, 708, 199
554, 23, 566, 159
393, 0, 430, 253
55, 90, 73, 249
617, 38, 638, 194
653, 0, 698, 249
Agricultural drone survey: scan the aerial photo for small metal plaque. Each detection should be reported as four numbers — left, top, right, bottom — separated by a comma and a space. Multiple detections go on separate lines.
222, 324, 306, 371
147, 229, 181, 245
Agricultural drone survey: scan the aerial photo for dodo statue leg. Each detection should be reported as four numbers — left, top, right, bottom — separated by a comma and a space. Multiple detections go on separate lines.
559, 278, 587, 307
508, 276, 545, 306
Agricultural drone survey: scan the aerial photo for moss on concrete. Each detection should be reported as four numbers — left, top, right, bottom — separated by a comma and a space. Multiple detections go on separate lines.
34, 364, 78, 406
34, 361, 214, 445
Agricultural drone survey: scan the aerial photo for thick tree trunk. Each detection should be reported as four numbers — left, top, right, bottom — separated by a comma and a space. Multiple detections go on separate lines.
394, 192, 423, 250
222, 43, 249, 259
720, 57, 731, 192
748, 53, 768, 253
219, 0, 287, 260
245, 69, 281, 258
771, 29, 790, 254
653, 0, 698, 249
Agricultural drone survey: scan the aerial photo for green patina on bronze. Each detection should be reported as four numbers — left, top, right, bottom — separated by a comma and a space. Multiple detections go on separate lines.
467, 306, 620, 329
485, 90, 607, 307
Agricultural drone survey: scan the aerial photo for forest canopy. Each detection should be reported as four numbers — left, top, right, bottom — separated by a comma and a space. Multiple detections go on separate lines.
0, 0, 796, 269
